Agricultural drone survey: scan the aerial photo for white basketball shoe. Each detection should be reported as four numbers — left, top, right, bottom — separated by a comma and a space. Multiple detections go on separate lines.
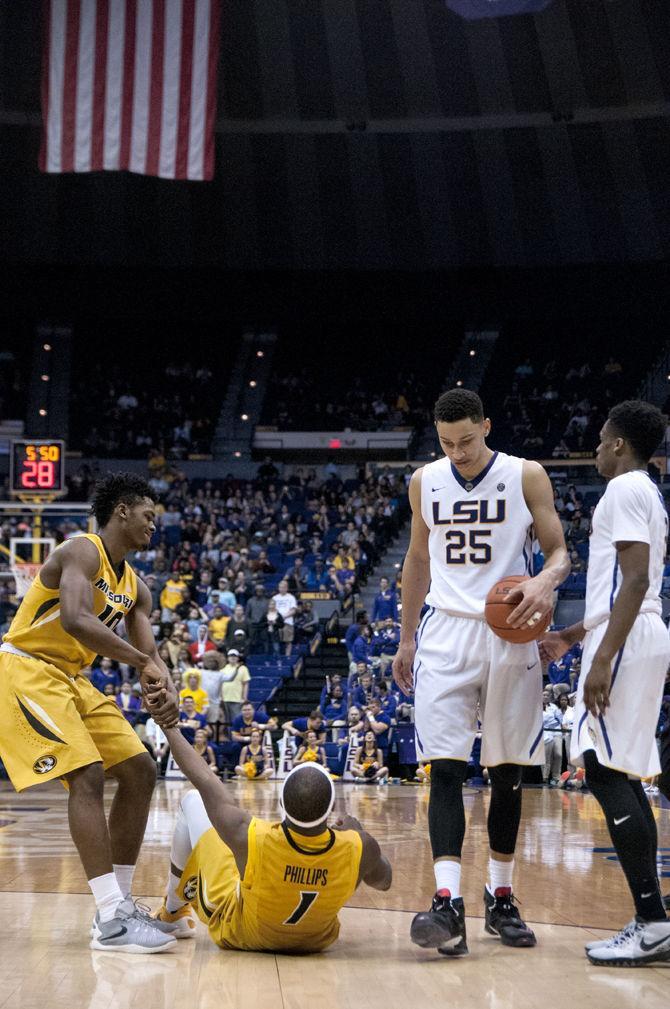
586, 917, 670, 966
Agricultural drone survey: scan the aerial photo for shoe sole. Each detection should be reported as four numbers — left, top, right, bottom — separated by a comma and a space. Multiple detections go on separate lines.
410, 914, 468, 956
485, 921, 537, 947
162, 921, 196, 939
89, 938, 178, 954
586, 950, 670, 967
91, 922, 181, 939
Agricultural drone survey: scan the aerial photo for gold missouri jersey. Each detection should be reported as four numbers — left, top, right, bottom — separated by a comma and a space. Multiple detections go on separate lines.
3, 534, 138, 678
189, 817, 363, 952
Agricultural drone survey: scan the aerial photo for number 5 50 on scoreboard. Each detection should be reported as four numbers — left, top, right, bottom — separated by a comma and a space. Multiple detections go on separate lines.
10, 440, 66, 496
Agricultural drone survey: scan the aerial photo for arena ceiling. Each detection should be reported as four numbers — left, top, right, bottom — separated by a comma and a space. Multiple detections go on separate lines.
1, 0, 670, 270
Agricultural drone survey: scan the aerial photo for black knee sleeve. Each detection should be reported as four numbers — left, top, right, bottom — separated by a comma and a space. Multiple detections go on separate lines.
428, 759, 468, 860
630, 778, 658, 869
584, 751, 663, 918
659, 767, 670, 803
488, 764, 523, 791
584, 751, 632, 803
659, 729, 670, 802
584, 753, 652, 862
487, 764, 523, 856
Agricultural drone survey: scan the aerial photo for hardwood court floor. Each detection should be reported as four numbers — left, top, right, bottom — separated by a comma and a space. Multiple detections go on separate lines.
0, 779, 668, 1009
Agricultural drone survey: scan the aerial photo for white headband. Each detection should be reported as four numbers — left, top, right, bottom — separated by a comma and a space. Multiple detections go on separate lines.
279, 762, 335, 828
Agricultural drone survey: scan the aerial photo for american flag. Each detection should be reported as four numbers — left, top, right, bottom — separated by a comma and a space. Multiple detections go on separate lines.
40, 0, 221, 181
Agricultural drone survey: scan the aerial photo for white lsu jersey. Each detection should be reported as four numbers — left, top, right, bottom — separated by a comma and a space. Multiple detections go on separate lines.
420, 451, 533, 617
583, 470, 669, 631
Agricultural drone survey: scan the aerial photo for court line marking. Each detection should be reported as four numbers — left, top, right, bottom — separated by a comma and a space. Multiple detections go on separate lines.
273, 955, 287, 1009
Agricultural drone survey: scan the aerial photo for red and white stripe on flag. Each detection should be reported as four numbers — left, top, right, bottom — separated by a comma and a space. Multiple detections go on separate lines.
40, 0, 221, 181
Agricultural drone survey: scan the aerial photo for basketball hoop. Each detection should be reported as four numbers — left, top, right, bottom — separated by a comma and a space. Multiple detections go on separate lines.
10, 561, 42, 600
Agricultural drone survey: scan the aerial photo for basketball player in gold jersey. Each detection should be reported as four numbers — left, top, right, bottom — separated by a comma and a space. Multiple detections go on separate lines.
0, 473, 180, 953
151, 719, 393, 951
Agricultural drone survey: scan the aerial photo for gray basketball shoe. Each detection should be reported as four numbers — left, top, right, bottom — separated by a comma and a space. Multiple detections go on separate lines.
90, 898, 178, 953
91, 898, 179, 939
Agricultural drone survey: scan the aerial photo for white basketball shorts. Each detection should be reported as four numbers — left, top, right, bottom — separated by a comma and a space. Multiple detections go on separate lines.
571, 611, 670, 779
413, 608, 544, 767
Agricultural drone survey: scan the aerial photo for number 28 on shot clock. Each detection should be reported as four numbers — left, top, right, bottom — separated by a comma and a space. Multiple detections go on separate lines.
10, 440, 65, 494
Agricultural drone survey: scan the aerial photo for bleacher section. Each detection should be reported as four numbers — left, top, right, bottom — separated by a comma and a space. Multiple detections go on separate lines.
480, 333, 659, 460
69, 330, 230, 458
247, 652, 305, 709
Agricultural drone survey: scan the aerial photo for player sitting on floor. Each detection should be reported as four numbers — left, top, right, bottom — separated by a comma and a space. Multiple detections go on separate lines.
152, 713, 392, 951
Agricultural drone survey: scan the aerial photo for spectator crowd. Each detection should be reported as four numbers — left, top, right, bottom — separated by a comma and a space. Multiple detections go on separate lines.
71, 358, 221, 458
262, 368, 429, 433
0, 465, 409, 782
491, 353, 626, 460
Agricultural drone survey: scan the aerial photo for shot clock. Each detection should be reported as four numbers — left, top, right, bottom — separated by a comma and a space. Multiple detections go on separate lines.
10, 440, 66, 496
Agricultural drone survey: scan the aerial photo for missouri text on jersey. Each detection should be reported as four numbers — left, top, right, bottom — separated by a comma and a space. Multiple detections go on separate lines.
94, 577, 133, 609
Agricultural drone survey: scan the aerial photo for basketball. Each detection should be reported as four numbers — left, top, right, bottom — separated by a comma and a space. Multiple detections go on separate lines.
484, 575, 551, 643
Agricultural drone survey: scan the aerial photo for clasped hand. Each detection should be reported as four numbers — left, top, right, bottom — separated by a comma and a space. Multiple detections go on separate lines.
139, 658, 180, 728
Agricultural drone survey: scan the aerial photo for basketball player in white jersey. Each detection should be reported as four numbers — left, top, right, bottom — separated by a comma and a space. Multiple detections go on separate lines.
541, 400, 670, 966
394, 389, 569, 956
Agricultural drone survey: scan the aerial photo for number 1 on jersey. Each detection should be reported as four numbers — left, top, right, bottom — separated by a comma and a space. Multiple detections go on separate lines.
283, 890, 319, 925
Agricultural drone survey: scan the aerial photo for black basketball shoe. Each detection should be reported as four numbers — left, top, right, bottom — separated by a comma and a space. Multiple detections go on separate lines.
410, 889, 468, 956
484, 885, 537, 947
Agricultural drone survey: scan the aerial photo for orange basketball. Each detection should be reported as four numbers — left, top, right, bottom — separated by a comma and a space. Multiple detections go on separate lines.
484, 575, 551, 644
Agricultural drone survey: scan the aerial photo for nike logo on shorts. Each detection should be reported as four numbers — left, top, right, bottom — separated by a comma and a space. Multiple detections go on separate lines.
513, 781, 521, 791
613, 815, 631, 826
526, 663, 537, 670
641, 892, 654, 899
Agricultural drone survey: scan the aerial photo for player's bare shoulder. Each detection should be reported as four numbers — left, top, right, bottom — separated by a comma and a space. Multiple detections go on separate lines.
408, 466, 424, 506
39, 535, 100, 589
521, 459, 553, 506
521, 458, 550, 484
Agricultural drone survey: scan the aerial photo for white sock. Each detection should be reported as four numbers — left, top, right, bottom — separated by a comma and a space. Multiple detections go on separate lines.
166, 870, 186, 914
165, 806, 193, 913
434, 859, 461, 898
89, 872, 125, 923
113, 863, 135, 899
488, 857, 514, 894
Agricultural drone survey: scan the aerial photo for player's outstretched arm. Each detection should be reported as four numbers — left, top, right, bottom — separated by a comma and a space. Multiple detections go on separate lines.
508, 461, 571, 628
126, 579, 180, 727
393, 469, 430, 694
59, 538, 155, 671
333, 815, 392, 891
539, 621, 585, 664
164, 725, 251, 871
